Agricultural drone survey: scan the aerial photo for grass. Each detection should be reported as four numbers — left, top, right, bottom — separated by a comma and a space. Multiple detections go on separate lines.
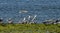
0, 23, 60, 33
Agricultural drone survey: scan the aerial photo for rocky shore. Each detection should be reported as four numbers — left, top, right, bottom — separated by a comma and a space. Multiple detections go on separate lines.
0, 18, 60, 24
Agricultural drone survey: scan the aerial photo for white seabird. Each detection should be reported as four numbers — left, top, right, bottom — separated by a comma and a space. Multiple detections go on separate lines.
28, 15, 31, 20
31, 15, 37, 22
19, 10, 28, 13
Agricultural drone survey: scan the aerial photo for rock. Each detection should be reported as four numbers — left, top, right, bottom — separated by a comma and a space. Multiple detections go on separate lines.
43, 19, 56, 24
0, 18, 3, 23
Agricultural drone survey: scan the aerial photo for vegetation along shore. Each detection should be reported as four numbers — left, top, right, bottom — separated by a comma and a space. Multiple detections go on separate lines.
0, 19, 60, 33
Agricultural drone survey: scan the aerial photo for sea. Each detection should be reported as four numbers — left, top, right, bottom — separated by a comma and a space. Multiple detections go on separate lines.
0, 0, 60, 23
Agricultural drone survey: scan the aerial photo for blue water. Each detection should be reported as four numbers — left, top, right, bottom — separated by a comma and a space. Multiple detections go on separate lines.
0, 0, 60, 23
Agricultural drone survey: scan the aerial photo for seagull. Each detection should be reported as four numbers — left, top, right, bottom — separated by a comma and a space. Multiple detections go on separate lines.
28, 15, 31, 20
23, 17, 26, 22
31, 15, 37, 22
19, 10, 28, 13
